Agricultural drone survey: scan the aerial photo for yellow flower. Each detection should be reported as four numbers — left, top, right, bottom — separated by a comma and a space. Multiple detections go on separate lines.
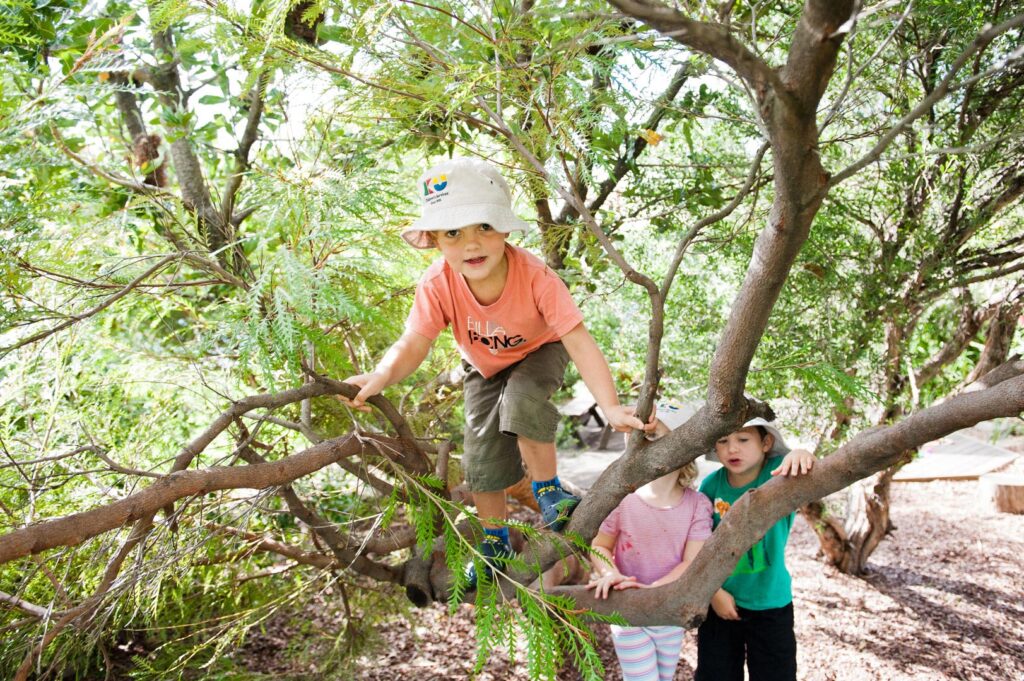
639, 129, 663, 146
715, 499, 731, 516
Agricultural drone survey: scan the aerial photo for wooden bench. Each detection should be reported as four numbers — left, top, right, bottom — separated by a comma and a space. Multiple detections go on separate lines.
558, 395, 614, 450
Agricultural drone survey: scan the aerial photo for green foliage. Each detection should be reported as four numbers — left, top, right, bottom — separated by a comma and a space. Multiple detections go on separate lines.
467, 580, 617, 681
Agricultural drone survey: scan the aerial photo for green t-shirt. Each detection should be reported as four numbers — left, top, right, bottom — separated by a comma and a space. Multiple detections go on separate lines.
698, 456, 793, 610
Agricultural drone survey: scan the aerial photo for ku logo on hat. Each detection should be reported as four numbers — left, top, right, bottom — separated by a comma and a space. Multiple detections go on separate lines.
401, 157, 531, 249
423, 175, 448, 195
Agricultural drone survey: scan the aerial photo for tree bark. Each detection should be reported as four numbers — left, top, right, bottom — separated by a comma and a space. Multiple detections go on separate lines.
549, 370, 1024, 625
146, 6, 248, 274
964, 301, 1021, 384
800, 457, 909, 574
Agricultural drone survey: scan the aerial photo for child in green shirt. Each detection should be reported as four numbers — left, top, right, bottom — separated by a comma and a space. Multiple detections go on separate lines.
696, 417, 815, 681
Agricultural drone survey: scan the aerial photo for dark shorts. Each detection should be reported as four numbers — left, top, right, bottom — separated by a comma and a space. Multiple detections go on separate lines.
695, 602, 797, 681
462, 342, 569, 492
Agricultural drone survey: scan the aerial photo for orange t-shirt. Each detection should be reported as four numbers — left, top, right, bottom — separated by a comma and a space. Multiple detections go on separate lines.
405, 244, 584, 378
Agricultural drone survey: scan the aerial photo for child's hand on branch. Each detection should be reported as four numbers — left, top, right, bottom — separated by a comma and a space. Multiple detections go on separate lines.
604, 405, 655, 433
337, 371, 389, 412
772, 448, 816, 477
586, 572, 640, 599
710, 589, 740, 620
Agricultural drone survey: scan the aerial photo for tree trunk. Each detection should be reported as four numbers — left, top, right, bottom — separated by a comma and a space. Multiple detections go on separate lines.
978, 473, 1024, 514
964, 301, 1021, 384
802, 461, 905, 574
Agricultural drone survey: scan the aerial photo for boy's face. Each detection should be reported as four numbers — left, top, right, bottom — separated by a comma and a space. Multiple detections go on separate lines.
434, 223, 508, 283
714, 426, 773, 482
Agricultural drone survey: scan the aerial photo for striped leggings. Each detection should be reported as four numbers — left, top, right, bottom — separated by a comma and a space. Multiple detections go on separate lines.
610, 624, 685, 681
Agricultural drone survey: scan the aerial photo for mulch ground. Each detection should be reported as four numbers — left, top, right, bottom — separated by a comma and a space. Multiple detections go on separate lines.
337, 474, 1023, 681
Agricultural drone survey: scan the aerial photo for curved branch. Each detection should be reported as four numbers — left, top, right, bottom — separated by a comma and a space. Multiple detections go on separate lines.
206, 524, 337, 569
0, 590, 49, 618
550, 370, 1024, 625
165, 380, 342, 474
605, 0, 783, 95
303, 366, 432, 474
914, 300, 996, 387
0, 433, 385, 565
233, 428, 403, 584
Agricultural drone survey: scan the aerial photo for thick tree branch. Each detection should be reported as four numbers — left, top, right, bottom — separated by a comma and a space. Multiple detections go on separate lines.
0, 372, 422, 566
0, 433, 387, 565
914, 300, 996, 387
612, 2, 850, 416
551, 370, 1024, 625
605, 0, 784, 96
780, 0, 860, 114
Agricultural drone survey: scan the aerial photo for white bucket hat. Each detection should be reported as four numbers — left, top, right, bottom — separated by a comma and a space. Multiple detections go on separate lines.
401, 157, 531, 249
706, 416, 791, 462
646, 402, 700, 440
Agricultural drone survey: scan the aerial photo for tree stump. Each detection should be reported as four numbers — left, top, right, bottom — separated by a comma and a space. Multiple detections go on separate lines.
978, 473, 1024, 514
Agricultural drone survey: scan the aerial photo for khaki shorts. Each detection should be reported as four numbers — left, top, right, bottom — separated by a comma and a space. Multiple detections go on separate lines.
462, 342, 570, 492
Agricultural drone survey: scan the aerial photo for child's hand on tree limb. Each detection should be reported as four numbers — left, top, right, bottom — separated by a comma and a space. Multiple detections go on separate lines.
711, 589, 740, 620
337, 371, 389, 412
586, 572, 640, 599
772, 448, 815, 476
603, 404, 656, 433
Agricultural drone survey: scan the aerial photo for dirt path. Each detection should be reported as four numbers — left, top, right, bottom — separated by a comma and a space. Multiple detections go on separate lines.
345, 478, 1024, 681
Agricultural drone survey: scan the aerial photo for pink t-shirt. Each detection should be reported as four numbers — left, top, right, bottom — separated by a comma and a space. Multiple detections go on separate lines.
405, 244, 584, 378
598, 487, 713, 585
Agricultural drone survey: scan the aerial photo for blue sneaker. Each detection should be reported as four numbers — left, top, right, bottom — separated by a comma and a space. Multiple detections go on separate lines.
535, 485, 581, 532
464, 535, 514, 590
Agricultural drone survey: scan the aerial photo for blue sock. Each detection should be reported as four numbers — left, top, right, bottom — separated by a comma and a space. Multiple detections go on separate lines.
532, 476, 562, 498
483, 526, 510, 545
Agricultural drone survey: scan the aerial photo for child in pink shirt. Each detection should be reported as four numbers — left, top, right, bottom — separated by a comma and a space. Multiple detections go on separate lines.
587, 404, 713, 681
340, 157, 650, 588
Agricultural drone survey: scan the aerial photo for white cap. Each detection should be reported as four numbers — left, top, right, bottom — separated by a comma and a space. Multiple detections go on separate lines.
655, 403, 698, 431
706, 416, 791, 462
646, 402, 699, 440
401, 157, 531, 249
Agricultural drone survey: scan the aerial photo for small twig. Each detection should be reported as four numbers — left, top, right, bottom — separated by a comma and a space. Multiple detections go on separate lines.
0, 590, 49, 618
0, 445, 101, 470
830, 12, 1024, 187
3, 254, 182, 354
